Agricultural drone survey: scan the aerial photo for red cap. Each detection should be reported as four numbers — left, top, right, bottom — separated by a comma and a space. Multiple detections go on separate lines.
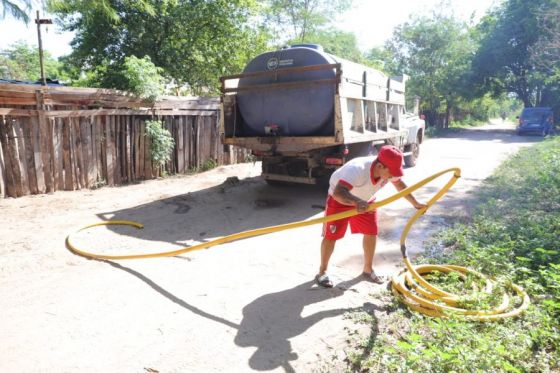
378, 145, 404, 177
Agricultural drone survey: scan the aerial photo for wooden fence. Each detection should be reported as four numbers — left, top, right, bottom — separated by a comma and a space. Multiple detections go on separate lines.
0, 83, 249, 198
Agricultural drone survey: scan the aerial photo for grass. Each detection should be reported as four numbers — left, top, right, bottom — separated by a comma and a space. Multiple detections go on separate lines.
345, 136, 560, 372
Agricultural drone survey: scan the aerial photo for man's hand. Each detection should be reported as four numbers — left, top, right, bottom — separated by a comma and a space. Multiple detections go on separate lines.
413, 201, 427, 210
356, 200, 369, 213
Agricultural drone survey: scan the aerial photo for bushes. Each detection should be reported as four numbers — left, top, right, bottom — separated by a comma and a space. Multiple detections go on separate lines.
145, 120, 174, 173
349, 136, 560, 371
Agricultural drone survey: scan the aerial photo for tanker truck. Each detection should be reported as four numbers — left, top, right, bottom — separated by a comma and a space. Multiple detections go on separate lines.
219, 44, 425, 185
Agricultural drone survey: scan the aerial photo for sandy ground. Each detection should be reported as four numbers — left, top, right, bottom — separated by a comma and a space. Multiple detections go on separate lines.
0, 122, 540, 372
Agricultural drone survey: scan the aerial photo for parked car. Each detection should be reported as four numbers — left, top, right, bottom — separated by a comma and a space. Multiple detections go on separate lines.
516, 107, 555, 136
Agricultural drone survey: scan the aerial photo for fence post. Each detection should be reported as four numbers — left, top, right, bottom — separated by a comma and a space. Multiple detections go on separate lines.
36, 90, 54, 192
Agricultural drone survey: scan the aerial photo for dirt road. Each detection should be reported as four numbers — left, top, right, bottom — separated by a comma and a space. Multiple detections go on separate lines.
0, 123, 539, 372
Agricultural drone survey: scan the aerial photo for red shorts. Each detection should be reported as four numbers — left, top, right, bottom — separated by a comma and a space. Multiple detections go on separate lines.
322, 196, 377, 240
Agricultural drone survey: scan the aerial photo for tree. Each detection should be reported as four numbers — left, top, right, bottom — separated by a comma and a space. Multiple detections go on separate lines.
286, 29, 363, 61
48, 0, 268, 94
0, 41, 65, 81
387, 13, 477, 127
264, 0, 352, 43
1, 0, 31, 23
364, 46, 398, 74
529, 6, 560, 112
121, 56, 165, 101
471, 0, 559, 107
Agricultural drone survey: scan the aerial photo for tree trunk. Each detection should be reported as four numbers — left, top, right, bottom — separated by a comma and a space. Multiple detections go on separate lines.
445, 106, 451, 129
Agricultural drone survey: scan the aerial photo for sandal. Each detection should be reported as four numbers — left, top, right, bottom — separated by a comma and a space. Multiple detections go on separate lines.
315, 273, 333, 288
362, 271, 386, 284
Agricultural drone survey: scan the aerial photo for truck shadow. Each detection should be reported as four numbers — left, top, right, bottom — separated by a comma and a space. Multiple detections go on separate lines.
93, 176, 328, 254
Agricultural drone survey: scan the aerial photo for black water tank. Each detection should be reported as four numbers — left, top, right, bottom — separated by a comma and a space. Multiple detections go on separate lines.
237, 45, 337, 136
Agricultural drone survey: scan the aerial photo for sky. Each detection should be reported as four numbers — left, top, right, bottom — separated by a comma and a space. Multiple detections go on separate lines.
0, 0, 499, 58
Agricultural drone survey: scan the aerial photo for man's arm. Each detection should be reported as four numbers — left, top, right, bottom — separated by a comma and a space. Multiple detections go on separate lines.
393, 180, 427, 210
332, 182, 369, 212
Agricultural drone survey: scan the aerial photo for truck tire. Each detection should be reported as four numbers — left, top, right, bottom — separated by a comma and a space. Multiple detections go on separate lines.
404, 142, 419, 167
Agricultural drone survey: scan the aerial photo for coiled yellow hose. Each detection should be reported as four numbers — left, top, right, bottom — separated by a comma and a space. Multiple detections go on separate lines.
66, 167, 529, 320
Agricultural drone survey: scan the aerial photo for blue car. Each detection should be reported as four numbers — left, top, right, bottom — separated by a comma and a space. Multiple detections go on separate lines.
516, 107, 555, 136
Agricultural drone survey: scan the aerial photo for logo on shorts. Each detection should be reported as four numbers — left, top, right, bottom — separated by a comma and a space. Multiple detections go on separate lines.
329, 224, 337, 233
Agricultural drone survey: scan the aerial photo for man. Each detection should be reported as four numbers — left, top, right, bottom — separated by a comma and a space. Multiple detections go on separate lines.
315, 145, 427, 288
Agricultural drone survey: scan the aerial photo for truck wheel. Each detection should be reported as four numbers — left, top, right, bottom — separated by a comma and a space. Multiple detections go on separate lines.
404, 143, 419, 167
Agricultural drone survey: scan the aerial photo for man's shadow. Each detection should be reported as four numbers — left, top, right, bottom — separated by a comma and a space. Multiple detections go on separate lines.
101, 261, 381, 372
234, 277, 382, 372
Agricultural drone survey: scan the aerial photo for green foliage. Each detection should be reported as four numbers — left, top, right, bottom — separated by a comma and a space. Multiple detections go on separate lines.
386, 10, 477, 128
145, 120, 175, 169
199, 159, 218, 172
264, 0, 352, 43
348, 137, 560, 371
0, 41, 67, 81
363, 46, 398, 74
287, 29, 364, 62
122, 56, 164, 101
472, 0, 559, 107
1, 0, 31, 23
48, 0, 268, 94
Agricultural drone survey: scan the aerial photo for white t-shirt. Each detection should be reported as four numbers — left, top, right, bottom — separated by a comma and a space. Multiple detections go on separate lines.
328, 156, 401, 204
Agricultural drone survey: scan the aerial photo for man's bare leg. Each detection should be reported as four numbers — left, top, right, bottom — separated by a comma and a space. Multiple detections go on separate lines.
319, 238, 336, 274
362, 234, 377, 274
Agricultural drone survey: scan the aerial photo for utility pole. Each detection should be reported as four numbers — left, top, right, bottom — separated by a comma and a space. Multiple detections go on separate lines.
35, 10, 53, 86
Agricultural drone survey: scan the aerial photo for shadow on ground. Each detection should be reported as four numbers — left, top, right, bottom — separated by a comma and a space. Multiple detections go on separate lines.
233, 276, 382, 372
106, 260, 382, 373
94, 177, 328, 250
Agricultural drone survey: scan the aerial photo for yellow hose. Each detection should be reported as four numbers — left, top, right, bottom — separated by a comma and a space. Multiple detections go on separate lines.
66, 167, 530, 320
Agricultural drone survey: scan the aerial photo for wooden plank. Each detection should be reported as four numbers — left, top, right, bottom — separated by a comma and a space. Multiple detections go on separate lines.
195, 117, 204, 168
47, 116, 57, 191
0, 89, 37, 99
211, 115, 219, 163
0, 116, 18, 197
72, 117, 84, 189
0, 97, 37, 106
93, 116, 102, 183
143, 119, 152, 179
62, 118, 73, 190
53, 118, 64, 190
125, 116, 132, 182
36, 91, 54, 193
14, 119, 30, 195
0, 108, 37, 117
177, 116, 184, 173
153, 101, 219, 110
137, 117, 145, 180
165, 116, 174, 174
0, 118, 5, 198
113, 116, 121, 185
79, 117, 92, 188
3, 117, 23, 197
188, 116, 195, 170
29, 116, 46, 193
99, 116, 109, 186
0, 107, 217, 118
105, 116, 115, 186
21, 117, 39, 194
131, 117, 137, 180
69, 117, 80, 190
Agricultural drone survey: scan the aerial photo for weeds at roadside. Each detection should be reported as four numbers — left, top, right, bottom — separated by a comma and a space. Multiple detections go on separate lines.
345, 136, 560, 371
